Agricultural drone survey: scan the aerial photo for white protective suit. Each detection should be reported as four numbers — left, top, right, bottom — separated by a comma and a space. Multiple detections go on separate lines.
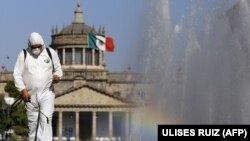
13, 32, 63, 141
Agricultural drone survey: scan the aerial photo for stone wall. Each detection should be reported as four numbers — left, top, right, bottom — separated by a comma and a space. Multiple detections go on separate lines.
0, 71, 151, 103
0, 72, 13, 82
0, 83, 7, 95
51, 34, 87, 46
0, 72, 13, 95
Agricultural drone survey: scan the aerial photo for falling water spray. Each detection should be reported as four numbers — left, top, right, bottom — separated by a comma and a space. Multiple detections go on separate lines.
133, 0, 250, 140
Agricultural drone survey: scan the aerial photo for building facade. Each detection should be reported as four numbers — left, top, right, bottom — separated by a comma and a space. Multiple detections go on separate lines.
0, 1, 151, 141
47, 1, 150, 141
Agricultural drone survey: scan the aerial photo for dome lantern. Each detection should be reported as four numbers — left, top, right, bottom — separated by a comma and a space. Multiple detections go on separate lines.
73, 0, 84, 24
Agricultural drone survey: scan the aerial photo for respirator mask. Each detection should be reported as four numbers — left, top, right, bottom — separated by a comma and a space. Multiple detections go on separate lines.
31, 48, 42, 56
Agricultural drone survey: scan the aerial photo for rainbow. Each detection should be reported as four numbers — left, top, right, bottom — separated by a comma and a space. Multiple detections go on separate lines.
130, 106, 181, 141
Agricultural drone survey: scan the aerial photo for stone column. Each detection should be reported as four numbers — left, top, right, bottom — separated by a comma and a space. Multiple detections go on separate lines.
59, 111, 63, 141
83, 48, 85, 65
102, 51, 105, 66
125, 112, 130, 141
92, 49, 95, 66
62, 48, 65, 65
72, 48, 75, 65
99, 51, 102, 66
92, 112, 96, 141
75, 111, 79, 141
109, 112, 113, 140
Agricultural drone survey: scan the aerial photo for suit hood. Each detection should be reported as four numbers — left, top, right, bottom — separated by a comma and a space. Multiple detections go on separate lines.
28, 32, 45, 48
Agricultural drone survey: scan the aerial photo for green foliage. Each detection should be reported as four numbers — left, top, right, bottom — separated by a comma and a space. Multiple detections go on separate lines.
10, 103, 28, 136
4, 81, 20, 98
3, 81, 28, 137
0, 95, 10, 137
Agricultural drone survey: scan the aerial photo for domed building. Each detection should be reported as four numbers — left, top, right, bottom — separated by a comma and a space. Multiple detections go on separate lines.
0, 1, 151, 141
48, 1, 150, 141
50, 1, 105, 71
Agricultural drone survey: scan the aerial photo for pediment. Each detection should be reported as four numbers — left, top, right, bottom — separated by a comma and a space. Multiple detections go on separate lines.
55, 86, 130, 106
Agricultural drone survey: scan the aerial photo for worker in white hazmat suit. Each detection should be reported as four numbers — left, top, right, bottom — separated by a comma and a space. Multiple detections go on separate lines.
13, 32, 63, 141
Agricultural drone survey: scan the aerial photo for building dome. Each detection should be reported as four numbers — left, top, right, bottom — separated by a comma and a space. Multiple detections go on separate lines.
59, 23, 96, 35
58, 0, 96, 35
50, 0, 106, 71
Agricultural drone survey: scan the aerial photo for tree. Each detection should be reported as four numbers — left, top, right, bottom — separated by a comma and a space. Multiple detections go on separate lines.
4, 81, 19, 98
0, 95, 11, 140
10, 103, 28, 136
4, 81, 28, 138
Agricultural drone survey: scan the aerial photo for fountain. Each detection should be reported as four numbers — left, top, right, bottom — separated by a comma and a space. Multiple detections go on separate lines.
131, 0, 250, 140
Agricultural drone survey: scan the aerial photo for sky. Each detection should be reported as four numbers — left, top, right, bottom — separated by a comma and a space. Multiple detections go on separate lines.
0, 0, 207, 72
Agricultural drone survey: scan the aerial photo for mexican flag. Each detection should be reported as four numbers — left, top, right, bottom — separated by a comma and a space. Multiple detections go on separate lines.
88, 33, 115, 52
